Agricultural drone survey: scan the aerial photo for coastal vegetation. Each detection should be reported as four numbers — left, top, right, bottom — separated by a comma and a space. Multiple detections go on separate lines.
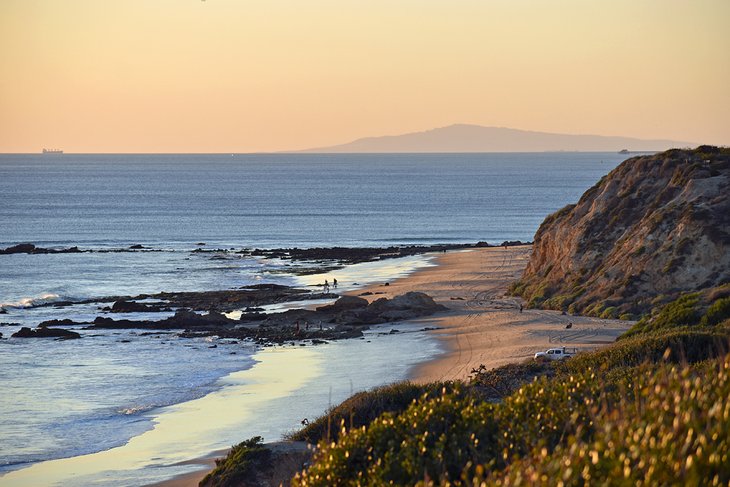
202, 293, 730, 486
200, 437, 271, 487
288, 382, 465, 444
286, 303, 729, 486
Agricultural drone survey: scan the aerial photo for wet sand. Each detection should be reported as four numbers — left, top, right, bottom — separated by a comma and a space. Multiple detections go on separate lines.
346, 245, 633, 383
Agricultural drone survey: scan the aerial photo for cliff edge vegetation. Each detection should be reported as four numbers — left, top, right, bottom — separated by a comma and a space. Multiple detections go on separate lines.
512, 146, 730, 319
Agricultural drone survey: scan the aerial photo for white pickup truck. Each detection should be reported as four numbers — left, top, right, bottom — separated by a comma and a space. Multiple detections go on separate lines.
534, 347, 578, 361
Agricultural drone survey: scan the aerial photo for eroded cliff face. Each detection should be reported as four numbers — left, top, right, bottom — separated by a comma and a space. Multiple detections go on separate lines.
513, 146, 730, 318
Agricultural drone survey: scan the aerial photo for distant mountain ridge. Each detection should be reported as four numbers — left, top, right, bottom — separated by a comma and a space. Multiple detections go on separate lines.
297, 124, 691, 153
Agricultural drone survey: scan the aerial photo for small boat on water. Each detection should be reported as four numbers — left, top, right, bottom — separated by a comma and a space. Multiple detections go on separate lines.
42, 148, 63, 154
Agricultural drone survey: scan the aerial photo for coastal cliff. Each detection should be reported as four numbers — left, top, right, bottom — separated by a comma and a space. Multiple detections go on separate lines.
512, 146, 730, 318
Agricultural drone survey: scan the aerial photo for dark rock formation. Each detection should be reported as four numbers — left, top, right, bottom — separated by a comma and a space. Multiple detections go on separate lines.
73, 292, 447, 344
316, 295, 369, 312
1, 243, 36, 254
260, 292, 447, 328
248, 243, 496, 266
38, 319, 78, 327
110, 300, 158, 313
90, 309, 237, 329
12, 327, 81, 339
0, 243, 83, 255
329, 291, 448, 325
29, 286, 337, 313
512, 146, 730, 318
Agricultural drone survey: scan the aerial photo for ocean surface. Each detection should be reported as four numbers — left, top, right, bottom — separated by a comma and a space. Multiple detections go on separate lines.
0, 153, 626, 484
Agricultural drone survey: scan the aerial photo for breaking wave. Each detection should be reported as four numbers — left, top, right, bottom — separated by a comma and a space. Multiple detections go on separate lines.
0, 292, 62, 310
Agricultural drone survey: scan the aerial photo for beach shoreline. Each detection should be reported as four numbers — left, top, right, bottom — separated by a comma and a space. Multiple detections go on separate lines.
154, 245, 634, 487
342, 246, 633, 383
4, 321, 440, 487
1, 251, 442, 487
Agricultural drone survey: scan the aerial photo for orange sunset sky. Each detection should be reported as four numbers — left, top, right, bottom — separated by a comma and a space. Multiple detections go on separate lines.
1, 0, 728, 153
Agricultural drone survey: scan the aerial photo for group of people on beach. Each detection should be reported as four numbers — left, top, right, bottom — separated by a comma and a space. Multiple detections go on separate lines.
322, 278, 337, 293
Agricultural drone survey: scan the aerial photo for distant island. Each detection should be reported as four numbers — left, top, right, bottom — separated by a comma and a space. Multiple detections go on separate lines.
296, 124, 692, 153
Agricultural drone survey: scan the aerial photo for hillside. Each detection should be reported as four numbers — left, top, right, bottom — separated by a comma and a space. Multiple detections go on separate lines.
298, 124, 690, 153
512, 146, 730, 318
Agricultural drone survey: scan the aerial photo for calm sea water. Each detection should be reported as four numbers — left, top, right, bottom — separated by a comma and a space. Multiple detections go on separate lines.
0, 153, 624, 248
0, 153, 625, 481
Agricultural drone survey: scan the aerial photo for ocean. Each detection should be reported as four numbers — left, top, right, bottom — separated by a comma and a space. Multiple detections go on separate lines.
0, 152, 626, 485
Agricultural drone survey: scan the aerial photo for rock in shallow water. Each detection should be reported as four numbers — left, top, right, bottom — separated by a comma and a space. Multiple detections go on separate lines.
11, 327, 81, 339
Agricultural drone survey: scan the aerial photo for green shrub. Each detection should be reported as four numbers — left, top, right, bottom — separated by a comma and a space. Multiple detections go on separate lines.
481, 356, 730, 486
293, 371, 608, 486
469, 360, 554, 398
508, 281, 526, 296
599, 306, 617, 319
287, 381, 462, 444
701, 297, 730, 327
292, 394, 496, 485
200, 436, 271, 487
542, 285, 587, 311
527, 284, 549, 308
562, 329, 729, 376
624, 292, 700, 336
294, 354, 730, 487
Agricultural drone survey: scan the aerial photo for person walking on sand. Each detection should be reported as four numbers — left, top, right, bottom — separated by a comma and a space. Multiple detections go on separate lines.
323, 280, 330, 293
333, 278, 338, 289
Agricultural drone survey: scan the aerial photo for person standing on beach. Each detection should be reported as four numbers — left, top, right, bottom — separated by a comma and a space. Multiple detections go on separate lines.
323, 280, 330, 292
333, 278, 338, 289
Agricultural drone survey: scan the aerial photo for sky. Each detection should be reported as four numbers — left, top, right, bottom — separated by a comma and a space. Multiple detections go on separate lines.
1, 0, 728, 153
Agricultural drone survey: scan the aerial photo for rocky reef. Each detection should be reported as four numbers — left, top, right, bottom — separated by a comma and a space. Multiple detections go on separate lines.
18, 291, 446, 346
0, 243, 83, 255
512, 146, 730, 318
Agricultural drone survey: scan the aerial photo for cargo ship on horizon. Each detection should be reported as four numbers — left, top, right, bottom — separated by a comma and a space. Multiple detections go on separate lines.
42, 148, 63, 154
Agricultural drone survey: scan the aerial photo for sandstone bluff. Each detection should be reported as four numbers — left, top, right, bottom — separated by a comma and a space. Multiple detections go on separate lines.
513, 146, 730, 318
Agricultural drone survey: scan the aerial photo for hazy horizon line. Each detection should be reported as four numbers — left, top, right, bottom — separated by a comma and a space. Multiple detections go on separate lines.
4, 123, 712, 155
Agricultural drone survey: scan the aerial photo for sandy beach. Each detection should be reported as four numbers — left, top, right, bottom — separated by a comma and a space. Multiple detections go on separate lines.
155, 245, 632, 487
346, 245, 633, 383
